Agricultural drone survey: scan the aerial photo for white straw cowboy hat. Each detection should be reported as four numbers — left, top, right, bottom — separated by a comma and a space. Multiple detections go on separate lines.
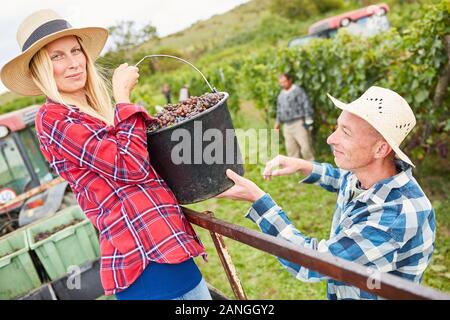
327, 86, 416, 167
0, 9, 108, 96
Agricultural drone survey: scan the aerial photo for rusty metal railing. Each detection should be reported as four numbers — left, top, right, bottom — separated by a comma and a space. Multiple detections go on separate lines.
182, 206, 450, 300
2, 178, 449, 300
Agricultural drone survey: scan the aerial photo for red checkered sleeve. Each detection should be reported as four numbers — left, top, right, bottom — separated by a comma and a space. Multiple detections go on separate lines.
38, 103, 158, 184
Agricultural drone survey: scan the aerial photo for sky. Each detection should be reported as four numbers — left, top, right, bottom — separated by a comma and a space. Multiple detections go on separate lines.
0, 0, 249, 94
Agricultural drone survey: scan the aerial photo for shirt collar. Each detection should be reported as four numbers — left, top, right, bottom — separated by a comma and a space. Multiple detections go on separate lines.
283, 84, 297, 93
45, 96, 80, 111
352, 160, 413, 205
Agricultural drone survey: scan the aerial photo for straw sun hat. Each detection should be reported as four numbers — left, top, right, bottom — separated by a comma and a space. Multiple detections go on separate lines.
327, 86, 417, 167
0, 9, 108, 96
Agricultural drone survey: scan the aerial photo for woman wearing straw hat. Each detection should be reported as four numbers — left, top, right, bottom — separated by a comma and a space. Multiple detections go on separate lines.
217, 86, 436, 300
1, 9, 211, 300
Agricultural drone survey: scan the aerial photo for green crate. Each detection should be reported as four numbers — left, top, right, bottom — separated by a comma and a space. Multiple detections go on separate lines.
27, 205, 100, 281
0, 230, 42, 299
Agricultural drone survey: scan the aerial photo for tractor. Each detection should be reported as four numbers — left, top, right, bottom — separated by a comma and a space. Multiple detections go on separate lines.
288, 3, 390, 48
0, 104, 77, 236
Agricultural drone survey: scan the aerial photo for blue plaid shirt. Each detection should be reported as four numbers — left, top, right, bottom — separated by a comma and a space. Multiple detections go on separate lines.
246, 160, 436, 300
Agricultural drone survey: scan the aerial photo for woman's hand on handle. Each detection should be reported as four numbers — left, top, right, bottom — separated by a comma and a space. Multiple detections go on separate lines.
112, 63, 140, 104
263, 155, 312, 181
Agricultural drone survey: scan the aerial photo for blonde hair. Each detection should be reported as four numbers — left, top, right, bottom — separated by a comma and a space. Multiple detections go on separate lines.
29, 36, 115, 126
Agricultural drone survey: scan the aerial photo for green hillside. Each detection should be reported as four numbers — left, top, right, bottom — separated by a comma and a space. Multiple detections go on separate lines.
137, 0, 273, 55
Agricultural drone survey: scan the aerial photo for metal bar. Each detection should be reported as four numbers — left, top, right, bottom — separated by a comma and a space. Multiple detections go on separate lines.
204, 211, 247, 300
182, 206, 450, 300
0, 177, 65, 214
134, 54, 217, 93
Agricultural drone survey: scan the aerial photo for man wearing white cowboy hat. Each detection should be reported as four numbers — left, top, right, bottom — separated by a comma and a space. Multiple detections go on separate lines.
217, 86, 436, 300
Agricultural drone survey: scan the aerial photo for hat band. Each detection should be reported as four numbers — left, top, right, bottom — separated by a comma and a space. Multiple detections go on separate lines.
22, 19, 72, 52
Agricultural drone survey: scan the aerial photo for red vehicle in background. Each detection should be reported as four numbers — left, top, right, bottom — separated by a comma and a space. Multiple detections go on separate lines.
288, 3, 390, 47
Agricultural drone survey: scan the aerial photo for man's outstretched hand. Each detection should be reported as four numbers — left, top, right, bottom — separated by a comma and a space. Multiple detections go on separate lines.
263, 155, 312, 181
216, 169, 266, 203
216, 156, 312, 202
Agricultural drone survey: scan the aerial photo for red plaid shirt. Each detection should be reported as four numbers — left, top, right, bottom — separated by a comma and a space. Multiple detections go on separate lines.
35, 98, 206, 295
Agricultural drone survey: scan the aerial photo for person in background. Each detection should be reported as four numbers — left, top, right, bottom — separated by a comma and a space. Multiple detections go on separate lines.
162, 83, 172, 104
274, 73, 315, 161
179, 84, 189, 102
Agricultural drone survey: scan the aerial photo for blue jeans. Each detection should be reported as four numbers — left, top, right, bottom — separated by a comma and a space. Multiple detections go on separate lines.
172, 278, 212, 300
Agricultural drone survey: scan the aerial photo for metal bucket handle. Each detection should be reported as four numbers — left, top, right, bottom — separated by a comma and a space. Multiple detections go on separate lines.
134, 54, 217, 93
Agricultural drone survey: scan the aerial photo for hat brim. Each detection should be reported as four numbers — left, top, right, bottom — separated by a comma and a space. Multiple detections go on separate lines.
327, 93, 415, 168
1, 27, 108, 96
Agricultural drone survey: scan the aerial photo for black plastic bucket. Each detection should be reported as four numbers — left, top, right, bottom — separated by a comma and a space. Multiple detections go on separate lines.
51, 259, 103, 300
146, 92, 244, 204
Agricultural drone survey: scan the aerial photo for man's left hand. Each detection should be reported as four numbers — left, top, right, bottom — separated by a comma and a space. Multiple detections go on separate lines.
216, 169, 266, 203
304, 117, 314, 131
